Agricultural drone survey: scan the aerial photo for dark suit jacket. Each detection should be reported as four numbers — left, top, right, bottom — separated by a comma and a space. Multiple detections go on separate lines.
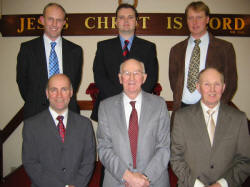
170, 102, 250, 187
91, 36, 159, 121
17, 36, 83, 119
169, 33, 237, 110
22, 109, 96, 187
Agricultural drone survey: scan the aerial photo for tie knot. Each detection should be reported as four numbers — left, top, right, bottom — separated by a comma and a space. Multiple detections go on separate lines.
207, 109, 215, 116
56, 115, 64, 121
124, 40, 129, 45
50, 42, 57, 49
194, 39, 201, 45
130, 101, 136, 109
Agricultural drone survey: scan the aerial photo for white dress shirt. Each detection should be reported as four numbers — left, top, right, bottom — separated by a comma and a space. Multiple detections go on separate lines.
43, 34, 63, 77
182, 32, 209, 104
123, 92, 142, 129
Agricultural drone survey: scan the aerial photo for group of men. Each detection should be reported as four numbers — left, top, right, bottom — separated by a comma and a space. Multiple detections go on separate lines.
17, 1, 250, 187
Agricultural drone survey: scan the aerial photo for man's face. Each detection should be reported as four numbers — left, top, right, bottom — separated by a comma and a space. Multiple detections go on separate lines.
197, 69, 225, 108
46, 74, 73, 114
116, 8, 137, 35
40, 5, 66, 41
119, 59, 147, 99
187, 8, 209, 39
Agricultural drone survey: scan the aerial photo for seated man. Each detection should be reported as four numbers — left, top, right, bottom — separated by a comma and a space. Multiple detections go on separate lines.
171, 68, 250, 187
97, 58, 170, 187
22, 74, 96, 187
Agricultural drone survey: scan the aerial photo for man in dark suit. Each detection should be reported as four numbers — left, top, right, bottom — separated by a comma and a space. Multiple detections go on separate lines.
91, 3, 158, 121
97, 59, 170, 187
17, 3, 83, 119
169, 1, 237, 111
22, 74, 96, 187
171, 68, 250, 187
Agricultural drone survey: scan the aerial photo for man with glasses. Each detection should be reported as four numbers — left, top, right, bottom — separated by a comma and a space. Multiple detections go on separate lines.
97, 58, 170, 187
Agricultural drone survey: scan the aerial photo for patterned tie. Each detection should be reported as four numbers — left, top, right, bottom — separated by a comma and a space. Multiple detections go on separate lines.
57, 115, 66, 143
128, 101, 138, 169
207, 110, 215, 146
49, 42, 59, 78
122, 40, 130, 57
187, 39, 201, 93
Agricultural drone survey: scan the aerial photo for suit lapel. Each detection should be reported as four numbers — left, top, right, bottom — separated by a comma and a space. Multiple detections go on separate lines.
212, 104, 232, 150
44, 110, 63, 144
36, 36, 49, 90
62, 38, 71, 76
193, 103, 212, 150
138, 91, 151, 137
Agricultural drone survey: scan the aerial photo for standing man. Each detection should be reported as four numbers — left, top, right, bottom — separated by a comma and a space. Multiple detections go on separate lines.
169, 1, 237, 111
22, 74, 96, 187
97, 59, 170, 187
91, 3, 159, 121
171, 68, 250, 187
17, 3, 83, 119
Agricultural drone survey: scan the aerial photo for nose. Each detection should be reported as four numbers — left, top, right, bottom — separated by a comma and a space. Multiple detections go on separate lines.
56, 90, 63, 97
52, 19, 57, 27
129, 73, 135, 80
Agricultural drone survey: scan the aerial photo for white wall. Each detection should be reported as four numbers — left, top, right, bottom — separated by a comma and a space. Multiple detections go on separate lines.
1, 0, 249, 176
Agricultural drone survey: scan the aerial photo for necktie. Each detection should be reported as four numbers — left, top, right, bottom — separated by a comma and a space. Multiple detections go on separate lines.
122, 40, 130, 57
207, 110, 215, 146
128, 101, 138, 168
49, 42, 59, 78
187, 39, 201, 93
57, 115, 66, 143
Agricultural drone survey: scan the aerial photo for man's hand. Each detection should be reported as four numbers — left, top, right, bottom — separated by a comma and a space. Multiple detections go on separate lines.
208, 183, 222, 187
123, 170, 150, 187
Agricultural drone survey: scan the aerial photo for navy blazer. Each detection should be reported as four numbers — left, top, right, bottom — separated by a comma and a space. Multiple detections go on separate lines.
17, 36, 83, 119
91, 36, 159, 121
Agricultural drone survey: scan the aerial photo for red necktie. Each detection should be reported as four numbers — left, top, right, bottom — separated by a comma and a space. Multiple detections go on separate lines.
128, 101, 138, 168
123, 40, 129, 57
57, 116, 66, 143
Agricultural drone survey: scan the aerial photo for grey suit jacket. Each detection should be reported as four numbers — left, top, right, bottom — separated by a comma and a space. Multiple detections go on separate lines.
22, 109, 96, 187
170, 102, 250, 187
97, 91, 170, 187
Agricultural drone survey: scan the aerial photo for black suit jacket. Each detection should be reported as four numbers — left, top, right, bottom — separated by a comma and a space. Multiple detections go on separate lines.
22, 109, 96, 187
91, 36, 159, 121
17, 36, 83, 119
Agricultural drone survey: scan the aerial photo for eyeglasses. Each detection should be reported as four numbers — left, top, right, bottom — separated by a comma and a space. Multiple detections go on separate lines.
121, 71, 144, 78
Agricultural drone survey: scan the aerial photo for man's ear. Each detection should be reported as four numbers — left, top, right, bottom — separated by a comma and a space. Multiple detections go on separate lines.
118, 73, 123, 84
40, 16, 45, 26
196, 82, 201, 93
143, 73, 147, 83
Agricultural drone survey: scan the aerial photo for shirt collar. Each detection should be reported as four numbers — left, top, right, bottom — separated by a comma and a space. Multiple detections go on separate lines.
119, 35, 134, 49
189, 31, 209, 45
49, 107, 68, 126
43, 34, 62, 47
123, 91, 142, 104
200, 100, 220, 114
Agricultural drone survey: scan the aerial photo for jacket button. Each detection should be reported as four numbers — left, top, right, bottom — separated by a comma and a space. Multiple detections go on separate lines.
210, 165, 214, 169
62, 168, 66, 172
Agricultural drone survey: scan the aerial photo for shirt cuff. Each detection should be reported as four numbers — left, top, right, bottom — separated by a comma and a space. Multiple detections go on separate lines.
194, 178, 205, 187
217, 178, 228, 187
65, 185, 69, 187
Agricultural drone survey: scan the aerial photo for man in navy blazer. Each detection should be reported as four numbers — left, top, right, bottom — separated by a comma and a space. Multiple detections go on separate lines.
22, 74, 96, 187
91, 3, 159, 121
17, 3, 83, 119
